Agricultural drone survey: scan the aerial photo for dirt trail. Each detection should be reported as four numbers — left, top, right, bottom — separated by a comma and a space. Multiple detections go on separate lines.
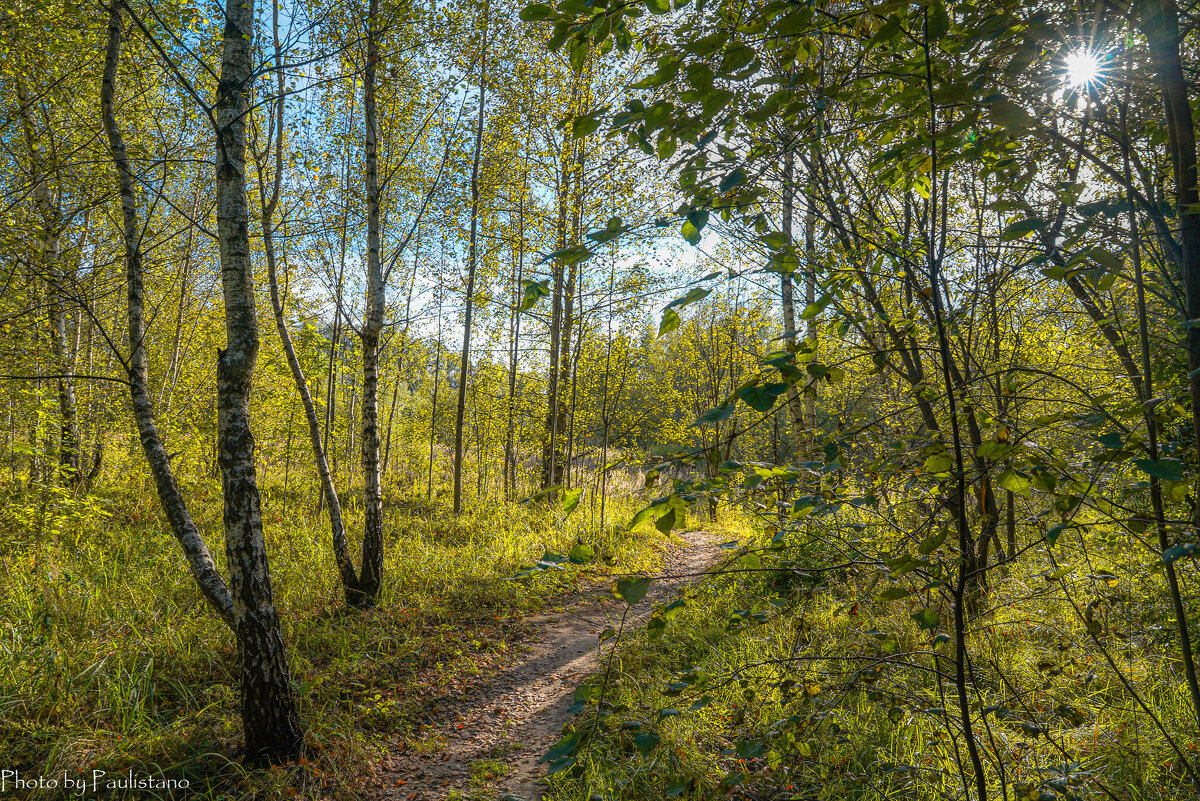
371, 530, 722, 801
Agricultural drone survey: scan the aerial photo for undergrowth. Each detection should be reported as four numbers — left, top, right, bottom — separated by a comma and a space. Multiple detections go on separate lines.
0, 466, 666, 800
545, 509, 1200, 801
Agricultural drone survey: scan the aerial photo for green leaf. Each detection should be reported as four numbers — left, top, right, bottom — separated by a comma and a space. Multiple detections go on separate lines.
923, 453, 953, 474
1163, 543, 1200, 564
1001, 217, 1048, 240
989, 97, 1033, 134
568, 35, 588, 72
735, 739, 764, 758
659, 308, 682, 337
560, 487, 583, 513
800, 293, 831, 320
918, 529, 948, 555
996, 468, 1030, 497
571, 114, 600, 138
738, 382, 789, 413
665, 779, 691, 797
634, 730, 661, 755
617, 576, 652, 604
681, 219, 701, 245
927, 0, 949, 40
1135, 458, 1184, 482
518, 279, 550, 311
878, 586, 912, 601
542, 732, 581, 762
547, 243, 593, 265
912, 607, 939, 632
645, 0, 670, 13
695, 404, 735, 424
718, 167, 746, 192
655, 507, 677, 533
519, 2, 554, 21
568, 542, 594, 564
666, 286, 712, 310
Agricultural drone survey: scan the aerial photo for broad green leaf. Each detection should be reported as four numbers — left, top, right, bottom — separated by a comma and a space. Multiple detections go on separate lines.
542, 732, 581, 762
518, 279, 550, 311
560, 487, 583, 514
1135, 458, 1184, 481
666, 286, 712, 310
634, 730, 661, 755
923, 453, 953, 474
990, 97, 1033, 133
718, 167, 746, 192
567, 543, 593, 565
996, 468, 1030, 497
659, 308, 682, 336
616, 576, 652, 604
681, 219, 701, 245
927, 0, 949, 40
571, 114, 600, 138
655, 506, 677, 533
735, 739, 764, 758
1163, 543, 1199, 564
912, 607, 940, 631
519, 3, 554, 21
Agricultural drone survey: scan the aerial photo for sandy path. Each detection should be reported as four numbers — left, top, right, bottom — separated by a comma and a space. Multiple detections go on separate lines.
371, 530, 722, 801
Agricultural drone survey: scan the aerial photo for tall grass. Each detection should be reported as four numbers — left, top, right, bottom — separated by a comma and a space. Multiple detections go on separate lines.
545, 510, 1199, 801
0, 460, 666, 800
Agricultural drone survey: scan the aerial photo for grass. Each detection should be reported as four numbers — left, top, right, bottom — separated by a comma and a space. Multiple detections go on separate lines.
8, 455, 1198, 801
0, 459, 669, 800
541, 508, 1200, 801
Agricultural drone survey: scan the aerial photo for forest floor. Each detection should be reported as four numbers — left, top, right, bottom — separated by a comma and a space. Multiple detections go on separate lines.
368, 529, 723, 801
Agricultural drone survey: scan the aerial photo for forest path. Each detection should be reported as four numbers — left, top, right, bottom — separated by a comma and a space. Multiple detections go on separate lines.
370, 529, 722, 801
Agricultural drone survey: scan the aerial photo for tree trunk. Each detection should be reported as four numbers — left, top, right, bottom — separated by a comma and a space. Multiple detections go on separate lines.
214, 0, 303, 760
505, 168, 526, 497
16, 77, 81, 486
358, 0, 385, 604
779, 152, 805, 451
454, 19, 488, 514
542, 125, 572, 489
428, 293, 443, 501
1143, 0, 1200, 728
256, 4, 359, 606
102, 3, 236, 629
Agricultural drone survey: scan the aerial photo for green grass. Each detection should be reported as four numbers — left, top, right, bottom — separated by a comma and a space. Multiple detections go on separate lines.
0, 465, 668, 800
542, 510, 1200, 801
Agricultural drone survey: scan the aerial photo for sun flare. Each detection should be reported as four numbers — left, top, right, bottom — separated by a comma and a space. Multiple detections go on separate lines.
1064, 48, 1102, 88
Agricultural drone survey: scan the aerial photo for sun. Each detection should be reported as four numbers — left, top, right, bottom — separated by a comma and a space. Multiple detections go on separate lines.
1064, 49, 1102, 89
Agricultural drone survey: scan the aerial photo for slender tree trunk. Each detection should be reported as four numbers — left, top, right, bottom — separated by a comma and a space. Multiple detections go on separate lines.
802, 159, 817, 442
16, 78, 81, 485
921, 12, 985, 798
453, 19, 488, 514
101, 3, 235, 629
1140, 0, 1200, 727
318, 128, 351, 516
779, 152, 805, 453
255, 5, 358, 605
542, 132, 570, 489
355, 0, 386, 604
382, 254, 416, 479
428, 294, 442, 501
505, 168, 526, 497
214, 0, 303, 759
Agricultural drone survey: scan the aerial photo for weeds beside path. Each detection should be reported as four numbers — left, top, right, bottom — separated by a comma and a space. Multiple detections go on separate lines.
370, 529, 723, 801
